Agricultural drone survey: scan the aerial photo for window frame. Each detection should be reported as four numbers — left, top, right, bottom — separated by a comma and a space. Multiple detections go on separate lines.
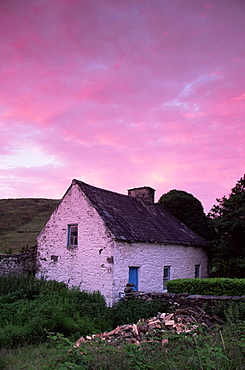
67, 224, 78, 247
195, 264, 200, 278
163, 266, 171, 290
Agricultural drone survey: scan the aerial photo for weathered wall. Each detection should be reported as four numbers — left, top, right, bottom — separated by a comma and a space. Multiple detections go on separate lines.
0, 246, 37, 275
112, 241, 209, 301
36, 183, 115, 305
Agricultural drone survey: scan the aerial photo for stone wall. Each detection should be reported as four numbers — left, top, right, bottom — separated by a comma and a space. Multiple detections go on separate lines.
0, 246, 37, 275
121, 291, 245, 309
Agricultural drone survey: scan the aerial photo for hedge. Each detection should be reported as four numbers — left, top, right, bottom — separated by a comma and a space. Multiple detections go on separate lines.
167, 278, 245, 296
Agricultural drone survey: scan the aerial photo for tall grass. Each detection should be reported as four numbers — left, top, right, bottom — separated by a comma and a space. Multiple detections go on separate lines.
0, 274, 111, 348
1, 323, 245, 369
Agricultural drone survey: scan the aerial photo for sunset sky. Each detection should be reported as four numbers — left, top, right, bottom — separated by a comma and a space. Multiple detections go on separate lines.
0, 0, 244, 213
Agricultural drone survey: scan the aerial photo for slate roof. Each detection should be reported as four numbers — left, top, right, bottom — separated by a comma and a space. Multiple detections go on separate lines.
73, 179, 208, 247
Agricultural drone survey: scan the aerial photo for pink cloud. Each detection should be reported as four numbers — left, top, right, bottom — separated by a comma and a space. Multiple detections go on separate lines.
0, 0, 244, 213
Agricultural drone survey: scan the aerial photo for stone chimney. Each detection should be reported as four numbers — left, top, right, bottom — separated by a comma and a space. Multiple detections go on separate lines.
128, 186, 155, 204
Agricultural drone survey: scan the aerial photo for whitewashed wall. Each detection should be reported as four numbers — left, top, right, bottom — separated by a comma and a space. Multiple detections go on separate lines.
112, 241, 209, 301
36, 183, 115, 305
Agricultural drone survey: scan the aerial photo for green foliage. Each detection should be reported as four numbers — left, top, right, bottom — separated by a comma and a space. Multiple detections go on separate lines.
209, 174, 245, 277
207, 300, 245, 323
158, 189, 215, 241
0, 274, 111, 348
0, 198, 60, 253
0, 276, 245, 368
1, 274, 245, 370
112, 297, 171, 327
0, 274, 173, 349
167, 278, 245, 296
34, 323, 245, 369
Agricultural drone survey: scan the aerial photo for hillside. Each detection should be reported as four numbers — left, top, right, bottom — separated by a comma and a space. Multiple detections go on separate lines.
0, 198, 60, 254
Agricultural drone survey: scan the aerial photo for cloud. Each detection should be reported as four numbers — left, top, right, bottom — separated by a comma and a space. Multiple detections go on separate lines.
0, 0, 244, 213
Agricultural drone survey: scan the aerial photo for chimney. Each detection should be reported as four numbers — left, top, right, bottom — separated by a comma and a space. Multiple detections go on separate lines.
128, 186, 155, 204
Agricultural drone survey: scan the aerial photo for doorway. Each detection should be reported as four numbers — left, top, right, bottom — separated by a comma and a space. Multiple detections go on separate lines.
128, 267, 139, 291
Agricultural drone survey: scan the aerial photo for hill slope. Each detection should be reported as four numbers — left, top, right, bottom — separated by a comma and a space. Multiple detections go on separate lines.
0, 198, 60, 254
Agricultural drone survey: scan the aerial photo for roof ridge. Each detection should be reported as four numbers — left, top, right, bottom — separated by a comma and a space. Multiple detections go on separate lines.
72, 179, 208, 247
73, 179, 130, 199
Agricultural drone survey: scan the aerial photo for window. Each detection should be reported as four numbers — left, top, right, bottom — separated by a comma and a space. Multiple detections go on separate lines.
163, 266, 171, 290
68, 224, 78, 247
195, 264, 200, 278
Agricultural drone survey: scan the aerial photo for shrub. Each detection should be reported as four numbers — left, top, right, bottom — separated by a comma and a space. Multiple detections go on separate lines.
112, 297, 171, 327
167, 278, 245, 296
0, 274, 111, 348
205, 300, 245, 323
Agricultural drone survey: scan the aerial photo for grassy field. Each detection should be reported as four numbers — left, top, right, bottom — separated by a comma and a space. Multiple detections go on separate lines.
0, 198, 60, 254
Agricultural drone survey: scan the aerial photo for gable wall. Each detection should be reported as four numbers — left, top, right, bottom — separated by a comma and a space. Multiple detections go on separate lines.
36, 184, 115, 305
112, 241, 209, 302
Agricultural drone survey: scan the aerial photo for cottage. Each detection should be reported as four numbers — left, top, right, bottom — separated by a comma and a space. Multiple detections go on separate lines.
36, 179, 209, 306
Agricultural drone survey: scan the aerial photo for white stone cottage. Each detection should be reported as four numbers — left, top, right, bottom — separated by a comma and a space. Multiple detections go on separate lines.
36, 179, 209, 306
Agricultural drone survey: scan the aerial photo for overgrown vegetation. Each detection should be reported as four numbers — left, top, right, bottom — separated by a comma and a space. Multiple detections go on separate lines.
209, 174, 245, 278
0, 198, 60, 253
0, 274, 111, 348
0, 275, 245, 369
45, 324, 245, 370
0, 274, 172, 350
1, 315, 245, 370
112, 297, 171, 327
167, 278, 245, 296
205, 300, 245, 323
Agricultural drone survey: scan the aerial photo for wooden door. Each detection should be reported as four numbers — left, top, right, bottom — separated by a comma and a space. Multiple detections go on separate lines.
128, 267, 139, 291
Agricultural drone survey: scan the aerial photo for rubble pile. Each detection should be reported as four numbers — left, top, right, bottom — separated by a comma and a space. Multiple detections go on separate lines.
75, 307, 223, 347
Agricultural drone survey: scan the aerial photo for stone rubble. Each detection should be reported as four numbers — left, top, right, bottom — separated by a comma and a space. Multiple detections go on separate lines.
75, 306, 222, 347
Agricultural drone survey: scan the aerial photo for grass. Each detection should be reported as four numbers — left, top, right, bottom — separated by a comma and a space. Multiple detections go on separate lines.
0, 274, 112, 349
0, 323, 245, 369
0, 345, 64, 370
0, 198, 60, 253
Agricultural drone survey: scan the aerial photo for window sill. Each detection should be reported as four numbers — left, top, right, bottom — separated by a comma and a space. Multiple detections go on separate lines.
67, 245, 78, 250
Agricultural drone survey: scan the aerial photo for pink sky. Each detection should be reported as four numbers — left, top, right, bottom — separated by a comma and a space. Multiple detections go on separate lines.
0, 0, 244, 213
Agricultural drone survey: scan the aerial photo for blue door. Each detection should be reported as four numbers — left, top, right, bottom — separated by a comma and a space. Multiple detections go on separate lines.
128, 267, 139, 291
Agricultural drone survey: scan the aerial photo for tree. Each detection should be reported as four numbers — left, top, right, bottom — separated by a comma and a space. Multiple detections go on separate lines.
158, 190, 215, 241
209, 175, 245, 278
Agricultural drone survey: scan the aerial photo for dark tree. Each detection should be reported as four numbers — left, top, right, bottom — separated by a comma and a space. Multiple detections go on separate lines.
158, 190, 215, 241
209, 175, 245, 278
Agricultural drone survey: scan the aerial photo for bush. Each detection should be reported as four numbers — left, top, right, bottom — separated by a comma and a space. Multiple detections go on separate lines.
0, 274, 111, 348
112, 297, 171, 327
205, 300, 245, 323
167, 278, 245, 296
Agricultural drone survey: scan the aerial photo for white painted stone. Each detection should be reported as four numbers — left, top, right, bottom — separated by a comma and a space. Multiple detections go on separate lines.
113, 241, 208, 298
